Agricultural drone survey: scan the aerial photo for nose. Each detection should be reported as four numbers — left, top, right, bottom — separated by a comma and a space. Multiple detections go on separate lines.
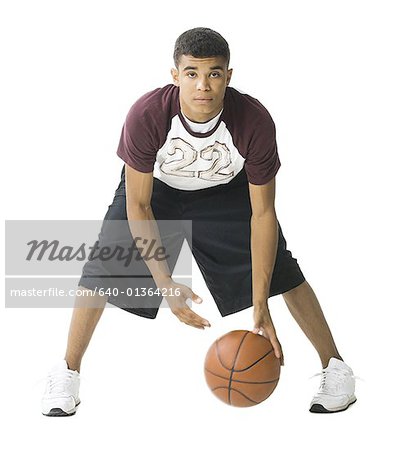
196, 76, 210, 91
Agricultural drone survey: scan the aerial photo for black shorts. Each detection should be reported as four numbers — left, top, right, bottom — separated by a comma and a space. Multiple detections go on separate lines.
78, 165, 305, 319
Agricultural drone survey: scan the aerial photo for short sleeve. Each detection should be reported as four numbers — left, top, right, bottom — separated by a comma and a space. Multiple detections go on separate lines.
244, 115, 281, 185
116, 99, 158, 173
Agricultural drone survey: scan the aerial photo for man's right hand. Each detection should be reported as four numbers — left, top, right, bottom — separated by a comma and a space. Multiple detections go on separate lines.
158, 278, 211, 330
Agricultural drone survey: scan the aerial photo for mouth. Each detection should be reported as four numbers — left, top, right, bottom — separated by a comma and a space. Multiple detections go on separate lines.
194, 98, 213, 103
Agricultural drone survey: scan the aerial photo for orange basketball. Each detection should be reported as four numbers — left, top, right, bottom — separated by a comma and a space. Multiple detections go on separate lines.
204, 330, 281, 407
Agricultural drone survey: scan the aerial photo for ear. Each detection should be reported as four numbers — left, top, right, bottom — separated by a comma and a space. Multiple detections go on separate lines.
171, 67, 180, 86
226, 68, 233, 86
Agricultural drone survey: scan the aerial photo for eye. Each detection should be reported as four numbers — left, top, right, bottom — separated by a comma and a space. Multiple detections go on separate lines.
186, 72, 196, 78
210, 72, 221, 78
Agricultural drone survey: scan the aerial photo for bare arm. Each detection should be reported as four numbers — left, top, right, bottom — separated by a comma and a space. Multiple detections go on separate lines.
248, 176, 278, 308
125, 163, 210, 328
249, 177, 283, 362
124, 163, 172, 288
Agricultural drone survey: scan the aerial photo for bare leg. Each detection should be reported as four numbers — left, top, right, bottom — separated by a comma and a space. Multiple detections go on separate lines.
282, 280, 342, 368
64, 287, 107, 372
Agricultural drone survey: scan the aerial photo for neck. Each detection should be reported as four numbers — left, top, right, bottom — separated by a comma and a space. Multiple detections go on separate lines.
179, 98, 223, 123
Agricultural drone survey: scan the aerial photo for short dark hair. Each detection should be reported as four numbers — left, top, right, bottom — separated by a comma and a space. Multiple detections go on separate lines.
173, 27, 230, 68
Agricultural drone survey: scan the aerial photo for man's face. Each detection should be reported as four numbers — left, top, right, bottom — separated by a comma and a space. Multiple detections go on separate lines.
171, 55, 233, 123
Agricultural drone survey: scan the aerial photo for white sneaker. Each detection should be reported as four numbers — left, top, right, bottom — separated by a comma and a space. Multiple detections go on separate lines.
309, 357, 357, 413
41, 360, 81, 416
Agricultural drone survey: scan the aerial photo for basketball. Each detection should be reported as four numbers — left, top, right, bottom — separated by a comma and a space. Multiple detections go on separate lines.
204, 329, 281, 407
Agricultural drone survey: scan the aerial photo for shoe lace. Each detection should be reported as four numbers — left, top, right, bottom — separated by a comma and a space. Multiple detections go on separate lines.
32, 371, 86, 391
309, 368, 361, 395
47, 371, 75, 394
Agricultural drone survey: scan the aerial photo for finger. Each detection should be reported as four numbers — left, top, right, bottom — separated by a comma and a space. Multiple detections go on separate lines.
270, 338, 282, 360
260, 329, 281, 360
279, 344, 284, 366
184, 320, 207, 329
184, 322, 205, 330
177, 314, 204, 329
253, 328, 283, 364
190, 292, 203, 304
190, 311, 211, 327
179, 310, 211, 328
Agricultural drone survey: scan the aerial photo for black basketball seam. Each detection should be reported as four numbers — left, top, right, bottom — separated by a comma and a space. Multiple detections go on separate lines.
232, 377, 279, 385
205, 367, 279, 384
228, 331, 250, 405
211, 385, 230, 391
215, 340, 232, 371
211, 386, 259, 405
232, 348, 274, 372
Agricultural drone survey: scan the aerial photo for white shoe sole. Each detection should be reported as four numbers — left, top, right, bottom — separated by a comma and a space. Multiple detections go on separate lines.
310, 396, 357, 413
42, 400, 81, 417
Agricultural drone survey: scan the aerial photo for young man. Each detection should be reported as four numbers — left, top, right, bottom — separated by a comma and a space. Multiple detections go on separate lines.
41, 28, 356, 416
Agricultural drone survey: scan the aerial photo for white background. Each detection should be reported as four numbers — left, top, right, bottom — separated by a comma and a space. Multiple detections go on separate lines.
1, 0, 403, 448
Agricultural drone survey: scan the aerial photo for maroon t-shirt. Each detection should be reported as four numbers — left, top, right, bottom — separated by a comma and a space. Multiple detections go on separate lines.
117, 84, 281, 190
